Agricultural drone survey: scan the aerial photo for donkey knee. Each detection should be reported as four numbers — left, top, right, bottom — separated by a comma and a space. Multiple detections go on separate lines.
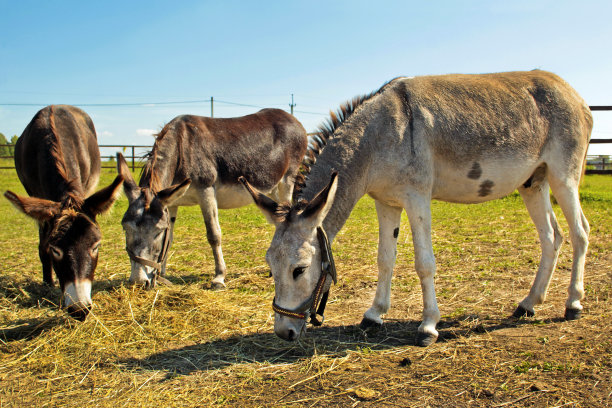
205, 228, 222, 247
570, 229, 588, 255
415, 255, 436, 281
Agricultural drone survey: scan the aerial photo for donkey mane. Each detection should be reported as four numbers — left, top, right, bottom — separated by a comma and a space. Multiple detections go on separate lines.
140, 121, 185, 194
47, 106, 85, 209
292, 78, 401, 201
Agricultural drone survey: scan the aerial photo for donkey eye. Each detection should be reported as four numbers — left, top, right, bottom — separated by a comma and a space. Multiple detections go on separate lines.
49, 246, 63, 260
90, 243, 100, 257
293, 267, 306, 280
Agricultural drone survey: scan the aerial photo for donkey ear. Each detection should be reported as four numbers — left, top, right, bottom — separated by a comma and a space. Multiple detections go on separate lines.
83, 175, 124, 216
157, 179, 191, 207
116, 152, 139, 202
300, 172, 338, 227
4, 190, 61, 221
238, 176, 281, 224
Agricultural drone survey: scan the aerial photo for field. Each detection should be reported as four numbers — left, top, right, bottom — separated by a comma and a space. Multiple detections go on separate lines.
0, 168, 610, 407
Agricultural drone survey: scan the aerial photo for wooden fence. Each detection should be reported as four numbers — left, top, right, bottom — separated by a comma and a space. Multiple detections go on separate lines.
0, 145, 151, 170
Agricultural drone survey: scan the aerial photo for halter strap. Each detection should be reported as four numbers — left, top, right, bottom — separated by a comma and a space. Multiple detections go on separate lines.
126, 215, 173, 287
272, 226, 336, 326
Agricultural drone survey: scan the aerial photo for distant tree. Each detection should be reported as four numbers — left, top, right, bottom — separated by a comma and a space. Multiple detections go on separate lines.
0, 133, 8, 157
9, 135, 18, 155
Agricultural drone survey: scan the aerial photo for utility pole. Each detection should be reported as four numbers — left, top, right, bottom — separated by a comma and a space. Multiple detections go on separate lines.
211, 96, 214, 118
289, 94, 296, 115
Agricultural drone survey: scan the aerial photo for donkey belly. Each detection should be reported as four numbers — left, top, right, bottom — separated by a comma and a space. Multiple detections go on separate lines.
431, 159, 541, 203
216, 182, 259, 209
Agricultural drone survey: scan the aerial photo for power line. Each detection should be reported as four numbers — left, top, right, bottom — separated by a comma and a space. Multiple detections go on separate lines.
0, 98, 328, 115
0, 99, 212, 107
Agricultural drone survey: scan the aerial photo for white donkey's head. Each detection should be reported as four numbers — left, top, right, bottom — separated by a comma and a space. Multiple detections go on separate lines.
240, 173, 338, 341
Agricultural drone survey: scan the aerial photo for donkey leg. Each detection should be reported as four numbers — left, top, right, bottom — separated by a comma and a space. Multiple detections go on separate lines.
548, 177, 589, 320
404, 195, 440, 346
38, 226, 54, 286
360, 201, 402, 330
199, 187, 227, 290
160, 206, 178, 277
514, 180, 563, 317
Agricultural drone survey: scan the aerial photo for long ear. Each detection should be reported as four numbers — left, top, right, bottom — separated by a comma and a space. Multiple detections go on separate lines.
116, 152, 139, 202
300, 172, 338, 227
4, 190, 61, 221
238, 176, 281, 224
157, 179, 191, 207
83, 175, 124, 216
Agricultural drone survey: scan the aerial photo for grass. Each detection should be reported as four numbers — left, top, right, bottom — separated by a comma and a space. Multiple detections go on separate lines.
0, 169, 611, 407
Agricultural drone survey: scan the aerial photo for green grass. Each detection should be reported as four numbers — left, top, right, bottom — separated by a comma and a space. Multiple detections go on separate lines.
0, 169, 611, 407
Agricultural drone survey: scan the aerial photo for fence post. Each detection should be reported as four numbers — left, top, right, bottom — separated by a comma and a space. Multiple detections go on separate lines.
131, 146, 135, 172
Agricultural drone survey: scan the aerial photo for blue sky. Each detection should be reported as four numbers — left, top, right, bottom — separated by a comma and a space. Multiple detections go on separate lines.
1, 0, 611, 155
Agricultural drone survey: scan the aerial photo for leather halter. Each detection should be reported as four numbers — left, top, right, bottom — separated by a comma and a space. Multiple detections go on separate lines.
272, 227, 337, 326
126, 210, 173, 287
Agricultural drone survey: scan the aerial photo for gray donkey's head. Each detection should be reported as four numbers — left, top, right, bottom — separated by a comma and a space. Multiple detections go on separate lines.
116, 153, 190, 287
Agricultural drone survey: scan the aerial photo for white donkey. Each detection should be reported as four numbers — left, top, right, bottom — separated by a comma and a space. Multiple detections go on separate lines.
242, 70, 593, 346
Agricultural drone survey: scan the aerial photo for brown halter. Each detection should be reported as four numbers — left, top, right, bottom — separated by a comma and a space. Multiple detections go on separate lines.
272, 227, 337, 326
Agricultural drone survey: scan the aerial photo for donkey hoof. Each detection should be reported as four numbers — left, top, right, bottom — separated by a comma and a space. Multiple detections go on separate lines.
415, 331, 438, 347
359, 317, 382, 332
211, 281, 226, 291
564, 308, 582, 321
512, 305, 535, 318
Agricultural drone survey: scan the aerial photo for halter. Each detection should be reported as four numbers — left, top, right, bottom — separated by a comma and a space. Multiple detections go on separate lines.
272, 227, 337, 326
126, 209, 173, 287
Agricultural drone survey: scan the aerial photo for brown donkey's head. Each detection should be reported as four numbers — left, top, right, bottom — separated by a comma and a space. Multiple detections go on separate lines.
4, 175, 123, 320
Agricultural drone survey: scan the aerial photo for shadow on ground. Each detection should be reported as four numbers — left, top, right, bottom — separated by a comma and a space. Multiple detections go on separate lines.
121, 314, 558, 379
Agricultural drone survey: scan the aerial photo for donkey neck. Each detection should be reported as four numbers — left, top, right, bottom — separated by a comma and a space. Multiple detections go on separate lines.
140, 137, 181, 191
301, 125, 372, 242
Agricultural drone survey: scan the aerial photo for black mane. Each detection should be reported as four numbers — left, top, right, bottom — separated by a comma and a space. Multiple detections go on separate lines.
293, 78, 400, 200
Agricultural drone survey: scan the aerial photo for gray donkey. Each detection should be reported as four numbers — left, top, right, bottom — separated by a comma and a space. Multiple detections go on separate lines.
117, 108, 307, 288
242, 70, 593, 346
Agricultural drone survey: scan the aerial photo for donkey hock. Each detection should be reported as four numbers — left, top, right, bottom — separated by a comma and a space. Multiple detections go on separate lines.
243, 70, 592, 345
117, 108, 307, 289
5, 105, 123, 320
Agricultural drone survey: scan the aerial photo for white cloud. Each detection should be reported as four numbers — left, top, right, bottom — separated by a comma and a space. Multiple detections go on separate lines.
98, 130, 113, 137
136, 128, 156, 137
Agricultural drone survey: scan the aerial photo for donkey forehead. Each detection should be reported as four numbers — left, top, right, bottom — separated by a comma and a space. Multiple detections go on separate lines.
122, 196, 167, 227
51, 213, 100, 243
268, 226, 317, 266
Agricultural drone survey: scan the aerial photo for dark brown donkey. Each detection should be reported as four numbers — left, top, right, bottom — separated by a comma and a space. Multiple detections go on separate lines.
116, 108, 307, 289
4, 105, 123, 320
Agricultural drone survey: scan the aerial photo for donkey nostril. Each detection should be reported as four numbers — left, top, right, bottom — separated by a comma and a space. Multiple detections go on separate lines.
286, 328, 296, 341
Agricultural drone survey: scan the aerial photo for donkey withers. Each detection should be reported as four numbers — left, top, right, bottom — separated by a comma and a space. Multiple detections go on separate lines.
242, 70, 593, 345
117, 108, 308, 289
5, 105, 123, 320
